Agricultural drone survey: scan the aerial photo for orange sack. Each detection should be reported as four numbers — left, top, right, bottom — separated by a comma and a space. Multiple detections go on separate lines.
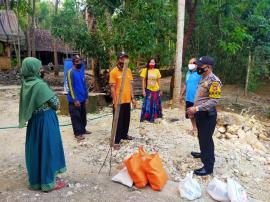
124, 147, 148, 188
143, 153, 168, 191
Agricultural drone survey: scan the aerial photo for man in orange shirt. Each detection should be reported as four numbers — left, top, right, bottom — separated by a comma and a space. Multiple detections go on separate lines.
109, 52, 136, 150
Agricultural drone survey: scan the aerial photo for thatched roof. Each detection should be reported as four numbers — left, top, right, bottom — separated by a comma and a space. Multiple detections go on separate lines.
0, 10, 25, 43
35, 29, 75, 53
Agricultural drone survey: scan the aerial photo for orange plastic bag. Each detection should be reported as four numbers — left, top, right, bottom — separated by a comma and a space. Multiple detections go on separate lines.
124, 147, 148, 188
143, 153, 168, 191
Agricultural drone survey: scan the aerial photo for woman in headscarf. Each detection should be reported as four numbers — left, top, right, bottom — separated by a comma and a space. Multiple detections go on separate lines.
19, 57, 66, 192
140, 58, 163, 122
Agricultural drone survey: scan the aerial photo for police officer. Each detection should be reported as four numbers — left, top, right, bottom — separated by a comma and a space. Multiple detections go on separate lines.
187, 56, 222, 176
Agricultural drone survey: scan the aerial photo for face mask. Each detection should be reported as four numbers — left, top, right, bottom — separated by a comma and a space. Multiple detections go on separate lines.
118, 62, 124, 69
188, 64, 196, 70
76, 64, 82, 69
197, 66, 208, 75
149, 64, 155, 69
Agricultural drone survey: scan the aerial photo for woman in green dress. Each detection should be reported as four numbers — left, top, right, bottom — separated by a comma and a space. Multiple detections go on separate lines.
19, 57, 66, 192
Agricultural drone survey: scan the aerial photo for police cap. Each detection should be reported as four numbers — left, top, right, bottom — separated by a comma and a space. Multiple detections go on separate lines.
195, 56, 215, 68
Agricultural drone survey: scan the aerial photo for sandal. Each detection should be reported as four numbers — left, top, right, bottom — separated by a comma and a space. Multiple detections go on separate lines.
114, 144, 121, 150
46, 181, 66, 192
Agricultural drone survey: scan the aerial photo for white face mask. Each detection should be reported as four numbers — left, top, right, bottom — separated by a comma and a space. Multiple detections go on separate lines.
188, 64, 196, 70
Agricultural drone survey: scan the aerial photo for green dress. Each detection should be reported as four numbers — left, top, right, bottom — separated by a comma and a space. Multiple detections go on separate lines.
19, 57, 66, 191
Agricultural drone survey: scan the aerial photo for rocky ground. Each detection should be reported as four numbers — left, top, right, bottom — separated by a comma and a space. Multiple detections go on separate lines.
0, 86, 270, 202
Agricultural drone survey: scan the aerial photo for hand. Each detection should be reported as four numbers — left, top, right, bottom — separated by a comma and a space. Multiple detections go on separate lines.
74, 100, 81, 108
142, 90, 146, 97
132, 99, 137, 109
187, 106, 197, 116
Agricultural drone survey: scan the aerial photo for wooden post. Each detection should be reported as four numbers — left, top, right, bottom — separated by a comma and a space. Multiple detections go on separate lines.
110, 60, 129, 147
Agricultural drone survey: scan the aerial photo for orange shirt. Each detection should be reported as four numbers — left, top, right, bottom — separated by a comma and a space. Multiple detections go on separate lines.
109, 67, 133, 104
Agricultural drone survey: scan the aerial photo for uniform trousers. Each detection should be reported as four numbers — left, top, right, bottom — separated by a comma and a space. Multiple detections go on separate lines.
195, 109, 217, 172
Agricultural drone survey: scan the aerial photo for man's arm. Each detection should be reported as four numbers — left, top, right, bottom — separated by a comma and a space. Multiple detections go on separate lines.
68, 70, 81, 107
110, 84, 117, 106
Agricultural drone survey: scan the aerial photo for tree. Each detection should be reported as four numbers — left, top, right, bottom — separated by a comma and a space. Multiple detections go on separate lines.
53, 0, 60, 76
31, 0, 36, 57
173, 0, 185, 106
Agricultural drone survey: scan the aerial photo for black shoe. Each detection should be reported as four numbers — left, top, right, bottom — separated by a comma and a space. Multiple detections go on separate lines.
191, 151, 201, 158
194, 167, 212, 176
84, 130, 92, 135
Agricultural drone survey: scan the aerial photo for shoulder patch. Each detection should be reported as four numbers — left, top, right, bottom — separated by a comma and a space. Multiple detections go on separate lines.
209, 81, 221, 98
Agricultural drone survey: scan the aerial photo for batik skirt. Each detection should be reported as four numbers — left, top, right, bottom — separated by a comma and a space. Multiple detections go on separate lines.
25, 108, 66, 191
140, 89, 162, 122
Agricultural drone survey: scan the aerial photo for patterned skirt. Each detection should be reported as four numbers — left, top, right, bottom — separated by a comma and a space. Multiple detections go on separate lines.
140, 89, 162, 122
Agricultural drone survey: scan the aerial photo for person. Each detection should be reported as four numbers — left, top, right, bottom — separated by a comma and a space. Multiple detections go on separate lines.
187, 56, 222, 176
109, 52, 137, 150
67, 55, 91, 141
180, 58, 201, 134
140, 58, 163, 122
19, 57, 66, 192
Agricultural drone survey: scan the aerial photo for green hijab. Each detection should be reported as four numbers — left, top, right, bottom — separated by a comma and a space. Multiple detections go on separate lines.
19, 57, 55, 128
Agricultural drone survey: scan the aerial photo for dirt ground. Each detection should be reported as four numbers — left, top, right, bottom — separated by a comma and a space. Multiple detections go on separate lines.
0, 83, 270, 202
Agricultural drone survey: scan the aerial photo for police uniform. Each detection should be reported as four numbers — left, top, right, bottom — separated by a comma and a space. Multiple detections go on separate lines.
194, 65, 222, 173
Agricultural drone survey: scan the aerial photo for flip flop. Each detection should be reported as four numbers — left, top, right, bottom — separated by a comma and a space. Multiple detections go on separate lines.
114, 144, 121, 150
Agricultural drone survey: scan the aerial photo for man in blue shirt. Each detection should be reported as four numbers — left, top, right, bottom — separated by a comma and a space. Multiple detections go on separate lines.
181, 58, 201, 134
67, 55, 90, 141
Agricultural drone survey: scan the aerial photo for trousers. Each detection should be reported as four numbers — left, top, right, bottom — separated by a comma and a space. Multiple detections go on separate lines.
68, 102, 87, 136
195, 110, 217, 172
113, 103, 131, 144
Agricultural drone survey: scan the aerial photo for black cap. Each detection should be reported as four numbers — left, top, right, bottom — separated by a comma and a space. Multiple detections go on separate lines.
117, 51, 128, 59
72, 55, 81, 63
195, 56, 215, 67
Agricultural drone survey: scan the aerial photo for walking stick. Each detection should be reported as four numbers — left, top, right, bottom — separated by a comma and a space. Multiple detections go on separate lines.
98, 59, 129, 175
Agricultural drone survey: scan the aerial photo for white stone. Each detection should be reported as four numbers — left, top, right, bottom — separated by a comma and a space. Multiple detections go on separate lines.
218, 126, 226, 134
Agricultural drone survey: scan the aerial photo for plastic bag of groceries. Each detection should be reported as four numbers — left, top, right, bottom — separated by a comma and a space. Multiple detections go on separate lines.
207, 177, 230, 201
178, 172, 202, 200
227, 177, 248, 202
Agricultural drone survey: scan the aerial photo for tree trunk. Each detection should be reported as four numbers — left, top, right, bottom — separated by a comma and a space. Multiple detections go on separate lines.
31, 0, 36, 57
53, 0, 60, 76
182, 0, 197, 62
172, 0, 186, 106
27, 0, 31, 56
104, 9, 114, 68
17, 0, 21, 67
244, 51, 252, 96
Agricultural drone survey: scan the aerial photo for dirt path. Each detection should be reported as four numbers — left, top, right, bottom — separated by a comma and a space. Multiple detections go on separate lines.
0, 87, 270, 202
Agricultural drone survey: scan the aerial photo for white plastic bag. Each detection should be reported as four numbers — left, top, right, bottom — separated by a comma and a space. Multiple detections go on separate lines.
227, 178, 248, 202
207, 177, 230, 201
112, 167, 133, 187
178, 172, 202, 200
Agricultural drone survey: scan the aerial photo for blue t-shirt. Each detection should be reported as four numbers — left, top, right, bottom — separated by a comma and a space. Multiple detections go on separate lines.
185, 70, 201, 103
67, 69, 88, 103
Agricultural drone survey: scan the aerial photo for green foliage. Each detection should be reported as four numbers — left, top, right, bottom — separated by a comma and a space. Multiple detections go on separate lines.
186, 0, 270, 88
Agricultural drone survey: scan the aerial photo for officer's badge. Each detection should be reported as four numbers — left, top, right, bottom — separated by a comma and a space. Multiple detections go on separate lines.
209, 82, 221, 98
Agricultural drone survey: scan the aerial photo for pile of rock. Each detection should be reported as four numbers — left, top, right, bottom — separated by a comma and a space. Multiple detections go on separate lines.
215, 111, 270, 151
0, 69, 21, 85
